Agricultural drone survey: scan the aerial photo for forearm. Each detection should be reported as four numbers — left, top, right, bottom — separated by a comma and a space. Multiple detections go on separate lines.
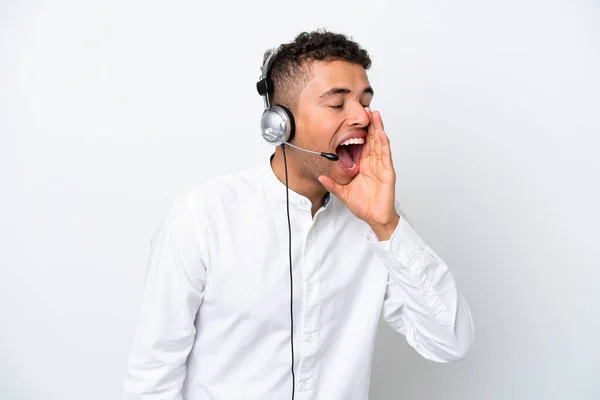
384, 261, 474, 362
368, 216, 475, 362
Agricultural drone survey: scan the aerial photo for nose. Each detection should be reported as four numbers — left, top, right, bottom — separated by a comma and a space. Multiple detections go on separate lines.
347, 103, 370, 128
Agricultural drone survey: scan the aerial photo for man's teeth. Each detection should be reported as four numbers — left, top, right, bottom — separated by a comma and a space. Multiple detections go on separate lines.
340, 137, 365, 146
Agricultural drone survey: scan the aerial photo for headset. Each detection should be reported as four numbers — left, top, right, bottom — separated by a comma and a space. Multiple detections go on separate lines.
256, 47, 340, 400
257, 48, 338, 160
256, 48, 296, 145
256, 46, 298, 400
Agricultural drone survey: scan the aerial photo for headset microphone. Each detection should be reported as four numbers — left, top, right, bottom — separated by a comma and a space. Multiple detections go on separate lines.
262, 128, 339, 161
257, 48, 338, 162
257, 46, 339, 400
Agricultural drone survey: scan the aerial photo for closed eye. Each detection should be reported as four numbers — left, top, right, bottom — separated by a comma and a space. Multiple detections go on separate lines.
329, 103, 371, 110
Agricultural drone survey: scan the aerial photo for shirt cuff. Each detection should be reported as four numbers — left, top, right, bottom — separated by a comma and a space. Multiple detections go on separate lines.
366, 216, 425, 271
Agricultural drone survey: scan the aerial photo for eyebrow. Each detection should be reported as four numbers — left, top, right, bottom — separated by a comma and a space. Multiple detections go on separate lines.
320, 86, 374, 98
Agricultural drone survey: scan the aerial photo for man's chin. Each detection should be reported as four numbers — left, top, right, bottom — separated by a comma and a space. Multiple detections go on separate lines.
328, 171, 356, 187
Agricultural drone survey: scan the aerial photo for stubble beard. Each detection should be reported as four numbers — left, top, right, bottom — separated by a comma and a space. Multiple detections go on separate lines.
298, 155, 331, 186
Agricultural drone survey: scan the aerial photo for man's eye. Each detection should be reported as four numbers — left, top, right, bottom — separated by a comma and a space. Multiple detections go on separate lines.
330, 105, 344, 109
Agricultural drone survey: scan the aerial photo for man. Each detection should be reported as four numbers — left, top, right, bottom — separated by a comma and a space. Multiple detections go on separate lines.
122, 30, 474, 400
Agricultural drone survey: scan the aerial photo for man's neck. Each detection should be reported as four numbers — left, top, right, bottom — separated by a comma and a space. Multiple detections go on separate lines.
270, 150, 328, 216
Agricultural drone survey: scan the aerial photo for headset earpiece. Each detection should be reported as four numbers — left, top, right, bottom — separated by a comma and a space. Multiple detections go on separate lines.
257, 46, 301, 400
260, 104, 295, 144
257, 47, 295, 146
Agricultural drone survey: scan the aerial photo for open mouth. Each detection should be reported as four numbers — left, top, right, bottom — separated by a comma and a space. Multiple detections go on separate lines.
335, 137, 365, 171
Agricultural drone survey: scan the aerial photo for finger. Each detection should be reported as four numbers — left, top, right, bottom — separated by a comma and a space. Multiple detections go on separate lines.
372, 111, 393, 170
361, 107, 374, 162
318, 175, 345, 200
369, 110, 376, 167
373, 111, 382, 163
379, 129, 394, 170
373, 109, 385, 131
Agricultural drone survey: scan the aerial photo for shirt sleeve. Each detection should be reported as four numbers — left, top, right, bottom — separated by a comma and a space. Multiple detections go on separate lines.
122, 191, 208, 399
366, 208, 475, 363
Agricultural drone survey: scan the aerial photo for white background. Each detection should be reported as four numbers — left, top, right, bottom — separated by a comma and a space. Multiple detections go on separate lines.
1, 0, 599, 399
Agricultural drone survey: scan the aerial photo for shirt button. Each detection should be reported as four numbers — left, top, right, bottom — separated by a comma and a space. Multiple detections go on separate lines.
300, 199, 309, 208
304, 332, 316, 342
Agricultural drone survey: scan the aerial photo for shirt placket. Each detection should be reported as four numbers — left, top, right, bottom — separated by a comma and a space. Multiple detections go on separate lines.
296, 203, 323, 396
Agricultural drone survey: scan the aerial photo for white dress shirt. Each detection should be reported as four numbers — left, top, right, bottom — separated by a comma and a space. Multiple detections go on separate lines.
122, 156, 474, 400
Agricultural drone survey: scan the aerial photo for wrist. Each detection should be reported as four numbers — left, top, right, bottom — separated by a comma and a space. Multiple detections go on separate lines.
369, 214, 400, 241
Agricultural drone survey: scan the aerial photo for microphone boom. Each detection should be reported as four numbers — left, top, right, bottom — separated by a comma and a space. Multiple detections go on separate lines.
263, 129, 338, 161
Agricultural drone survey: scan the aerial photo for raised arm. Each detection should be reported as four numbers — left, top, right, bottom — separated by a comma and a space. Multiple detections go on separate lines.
367, 213, 474, 362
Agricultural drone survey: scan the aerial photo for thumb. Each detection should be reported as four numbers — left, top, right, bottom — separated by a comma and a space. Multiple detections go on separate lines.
318, 175, 344, 200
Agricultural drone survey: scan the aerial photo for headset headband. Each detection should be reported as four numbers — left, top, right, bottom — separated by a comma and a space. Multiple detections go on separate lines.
256, 47, 280, 109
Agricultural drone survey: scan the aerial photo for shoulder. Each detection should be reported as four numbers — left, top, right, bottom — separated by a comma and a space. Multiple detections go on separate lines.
152, 163, 266, 237
163, 164, 267, 224
187, 164, 266, 206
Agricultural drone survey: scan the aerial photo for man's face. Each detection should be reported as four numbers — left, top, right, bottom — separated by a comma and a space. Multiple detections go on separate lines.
292, 60, 373, 186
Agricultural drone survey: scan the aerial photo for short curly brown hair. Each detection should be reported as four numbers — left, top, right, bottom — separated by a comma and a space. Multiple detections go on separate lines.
262, 29, 372, 111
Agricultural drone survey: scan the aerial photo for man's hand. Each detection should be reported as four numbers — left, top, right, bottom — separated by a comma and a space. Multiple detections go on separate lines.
318, 108, 400, 241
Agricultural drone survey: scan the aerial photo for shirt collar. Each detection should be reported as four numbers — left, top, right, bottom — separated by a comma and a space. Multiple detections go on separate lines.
263, 153, 331, 212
